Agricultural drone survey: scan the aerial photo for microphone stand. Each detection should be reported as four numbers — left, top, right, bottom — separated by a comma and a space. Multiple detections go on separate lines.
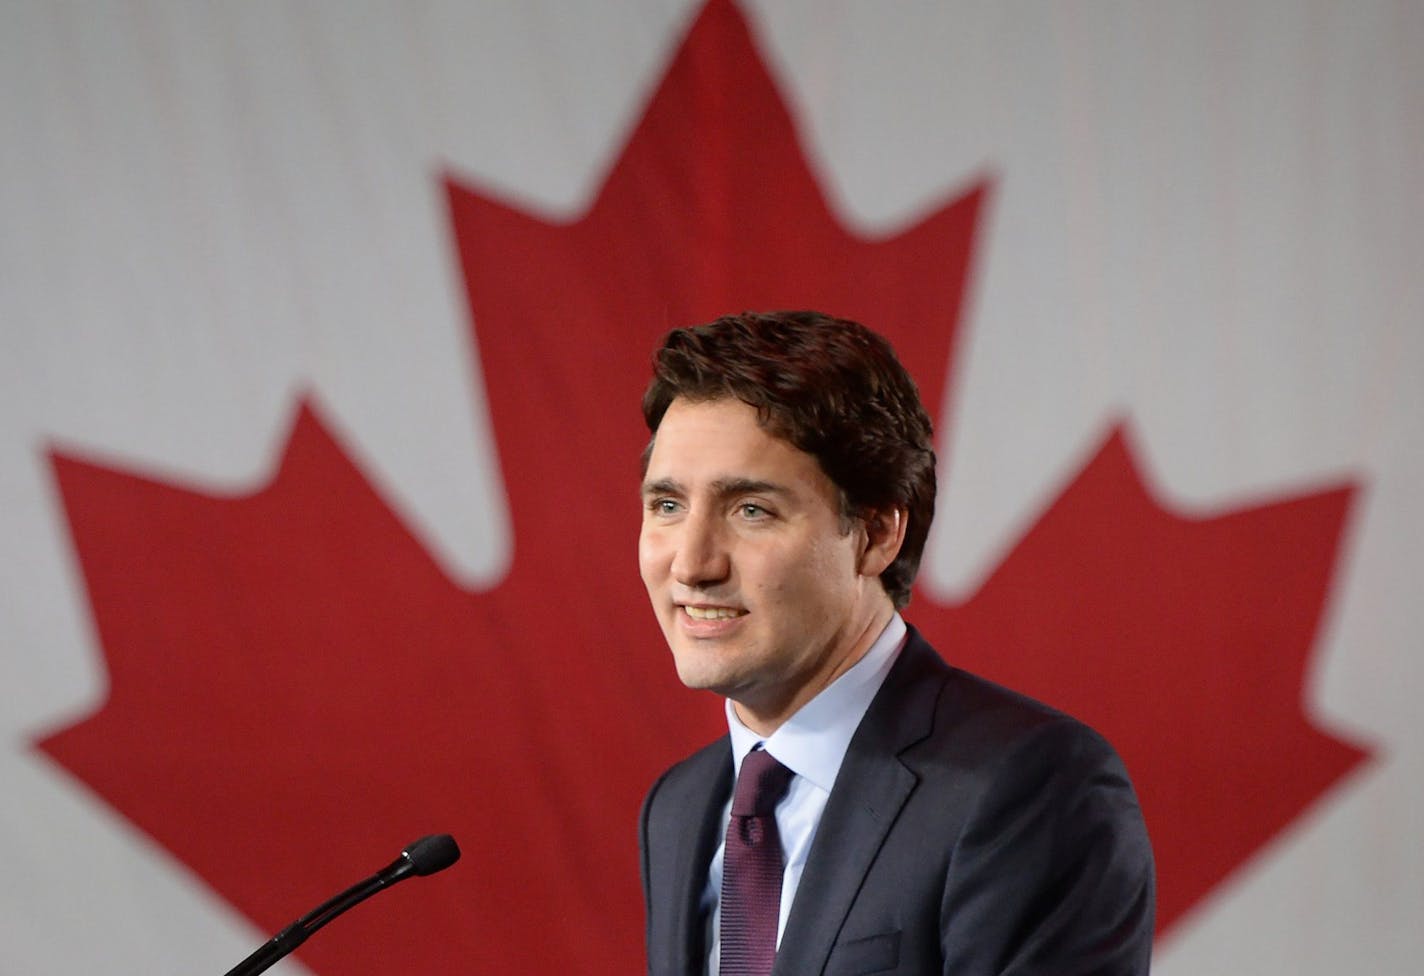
224, 872, 384, 976
223, 835, 458, 976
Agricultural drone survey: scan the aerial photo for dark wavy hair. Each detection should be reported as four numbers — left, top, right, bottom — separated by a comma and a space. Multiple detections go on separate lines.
642, 310, 936, 609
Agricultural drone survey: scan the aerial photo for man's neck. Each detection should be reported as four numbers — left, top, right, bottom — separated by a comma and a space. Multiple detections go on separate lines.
731, 600, 896, 736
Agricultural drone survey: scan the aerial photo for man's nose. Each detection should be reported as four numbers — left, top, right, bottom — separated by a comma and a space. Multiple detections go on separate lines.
671, 511, 729, 587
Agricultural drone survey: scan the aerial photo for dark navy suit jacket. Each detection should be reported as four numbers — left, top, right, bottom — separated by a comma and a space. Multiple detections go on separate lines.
639, 627, 1155, 975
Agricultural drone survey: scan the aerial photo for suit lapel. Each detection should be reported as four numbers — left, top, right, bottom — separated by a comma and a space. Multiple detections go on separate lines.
662, 743, 733, 974
771, 633, 945, 976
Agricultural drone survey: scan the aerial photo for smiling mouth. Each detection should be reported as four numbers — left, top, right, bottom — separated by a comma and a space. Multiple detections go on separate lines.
681, 605, 747, 620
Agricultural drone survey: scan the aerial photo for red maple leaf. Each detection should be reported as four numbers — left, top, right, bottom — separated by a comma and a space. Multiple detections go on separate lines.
37, 1, 1367, 971
917, 428, 1369, 929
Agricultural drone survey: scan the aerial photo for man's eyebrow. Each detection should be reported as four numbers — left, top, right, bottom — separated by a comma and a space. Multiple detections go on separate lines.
640, 477, 790, 498
641, 477, 683, 498
709, 477, 787, 498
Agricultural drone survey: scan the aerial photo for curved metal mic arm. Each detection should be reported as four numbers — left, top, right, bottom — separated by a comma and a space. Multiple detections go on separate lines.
222, 834, 461, 976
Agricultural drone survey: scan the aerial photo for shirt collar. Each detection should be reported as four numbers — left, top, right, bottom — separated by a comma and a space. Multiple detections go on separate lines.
726, 613, 907, 792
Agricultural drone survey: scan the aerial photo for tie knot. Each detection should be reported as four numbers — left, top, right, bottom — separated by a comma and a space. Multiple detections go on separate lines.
731, 749, 794, 816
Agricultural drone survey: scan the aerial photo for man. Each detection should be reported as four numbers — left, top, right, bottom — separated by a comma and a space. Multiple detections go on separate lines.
638, 311, 1154, 976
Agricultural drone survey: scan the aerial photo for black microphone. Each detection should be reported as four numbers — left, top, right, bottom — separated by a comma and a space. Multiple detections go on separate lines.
222, 834, 461, 976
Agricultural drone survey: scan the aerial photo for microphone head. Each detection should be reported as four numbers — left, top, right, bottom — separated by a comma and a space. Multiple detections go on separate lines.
403, 834, 461, 876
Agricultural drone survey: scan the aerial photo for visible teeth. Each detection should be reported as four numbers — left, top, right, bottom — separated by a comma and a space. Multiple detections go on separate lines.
684, 606, 743, 620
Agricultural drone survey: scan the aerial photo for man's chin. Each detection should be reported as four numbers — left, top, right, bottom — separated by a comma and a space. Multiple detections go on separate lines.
670, 652, 740, 697
672, 666, 727, 695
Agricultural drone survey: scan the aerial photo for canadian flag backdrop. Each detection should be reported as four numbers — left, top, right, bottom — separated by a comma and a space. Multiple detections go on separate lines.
2, 2, 1420, 973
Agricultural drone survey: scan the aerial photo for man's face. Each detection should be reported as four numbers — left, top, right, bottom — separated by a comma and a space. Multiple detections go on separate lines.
639, 397, 892, 731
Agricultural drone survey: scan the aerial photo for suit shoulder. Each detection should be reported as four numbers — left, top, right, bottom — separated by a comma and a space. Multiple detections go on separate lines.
944, 664, 1098, 735
893, 632, 1129, 781
937, 666, 1126, 769
642, 736, 730, 818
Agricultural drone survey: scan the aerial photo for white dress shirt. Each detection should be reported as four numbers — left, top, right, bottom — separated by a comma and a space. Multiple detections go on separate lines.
702, 614, 907, 975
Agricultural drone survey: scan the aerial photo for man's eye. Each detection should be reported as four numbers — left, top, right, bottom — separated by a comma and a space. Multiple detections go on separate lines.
738, 503, 769, 519
649, 498, 680, 515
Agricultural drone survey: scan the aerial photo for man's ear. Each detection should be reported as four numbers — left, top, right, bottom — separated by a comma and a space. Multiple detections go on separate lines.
859, 506, 908, 578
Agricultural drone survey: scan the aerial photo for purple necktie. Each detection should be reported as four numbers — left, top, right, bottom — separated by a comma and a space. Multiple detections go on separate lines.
720, 749, 795, 976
